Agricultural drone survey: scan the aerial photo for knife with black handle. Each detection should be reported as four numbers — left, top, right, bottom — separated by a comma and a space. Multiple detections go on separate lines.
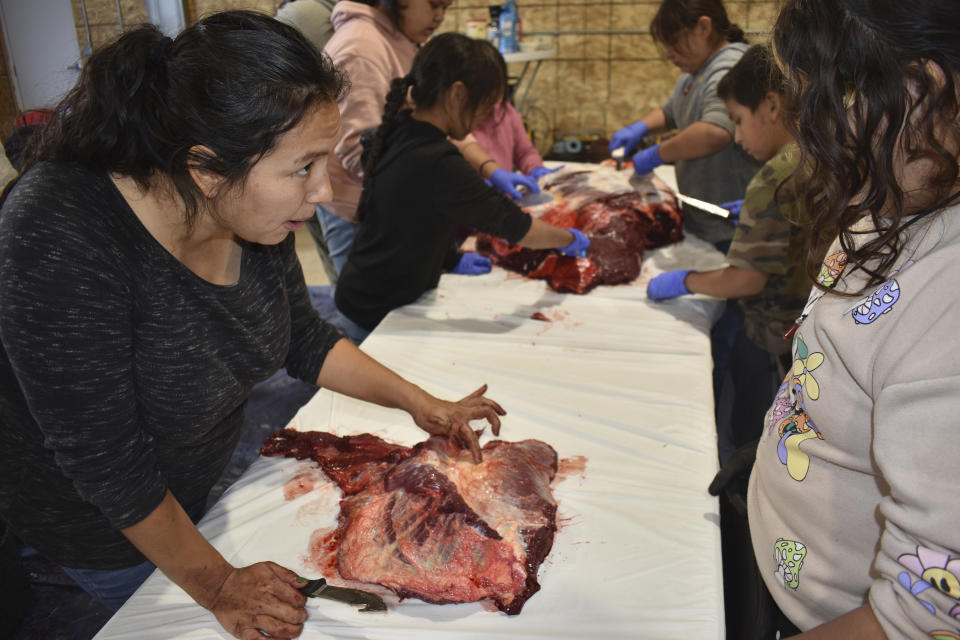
299, 577, 387, 613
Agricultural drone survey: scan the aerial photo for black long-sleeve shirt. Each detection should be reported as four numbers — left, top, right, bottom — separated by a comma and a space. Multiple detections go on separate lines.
335, 112, 533, 330
0, 162, 343, 569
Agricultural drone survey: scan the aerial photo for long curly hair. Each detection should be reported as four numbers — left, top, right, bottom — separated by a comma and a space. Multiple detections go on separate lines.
15, 11, 348, 228
773, 0, 960, 294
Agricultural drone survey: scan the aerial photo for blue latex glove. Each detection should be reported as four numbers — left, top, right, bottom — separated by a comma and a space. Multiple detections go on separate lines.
646, 269, 692, 301
489, 168, 540, 199
527, 165, 563, 180
557, 228, 590, 258
721, 199, 743, 225
609, 121, 650, 155
452, 252, 492, 275
632, 143, 664, 175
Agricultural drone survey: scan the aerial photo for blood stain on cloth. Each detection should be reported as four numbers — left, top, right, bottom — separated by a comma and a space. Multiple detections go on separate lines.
284, 469, 322, 501
555, 455, 587, 482
303, 527, 340, 576
530, 307, 580, 335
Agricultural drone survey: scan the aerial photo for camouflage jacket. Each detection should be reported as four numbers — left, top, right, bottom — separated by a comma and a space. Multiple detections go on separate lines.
726, 144, 811, 355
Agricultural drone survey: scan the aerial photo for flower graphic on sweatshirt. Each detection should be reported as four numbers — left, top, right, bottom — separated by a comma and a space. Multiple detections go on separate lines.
792, 333, 823, 401
898, 546, 960, 619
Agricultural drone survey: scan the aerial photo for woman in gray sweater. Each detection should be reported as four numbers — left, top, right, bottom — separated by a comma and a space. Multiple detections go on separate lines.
0, 12, 504, 639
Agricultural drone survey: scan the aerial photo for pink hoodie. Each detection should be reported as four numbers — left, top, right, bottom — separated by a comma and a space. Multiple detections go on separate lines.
323, 1, 418, 223
471, 101, 543, 175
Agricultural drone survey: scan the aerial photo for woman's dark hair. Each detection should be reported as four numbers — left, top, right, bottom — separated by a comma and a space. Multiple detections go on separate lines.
717, 44, 783, 111
773, 0, 960, 294
18, 10, 348, 227
358, 32, 505, 220
650, 0, 746, 48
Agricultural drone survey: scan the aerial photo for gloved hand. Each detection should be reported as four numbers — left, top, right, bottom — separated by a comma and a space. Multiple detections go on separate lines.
632, 143, 664, 175
557, 228, 590, 258
721, 199, 743, 224
489, 168, 540, 200
452, 252, 493, 275
609, 121, 650, 155
646, 269, 692, 301
527, 165, 563, 180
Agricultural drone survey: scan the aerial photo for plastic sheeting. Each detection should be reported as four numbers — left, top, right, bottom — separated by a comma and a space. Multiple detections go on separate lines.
96, 181, 730, 640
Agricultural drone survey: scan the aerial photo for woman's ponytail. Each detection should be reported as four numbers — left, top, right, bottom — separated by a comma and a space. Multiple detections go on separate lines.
19, 11, 347, 228
26, 26, 173, 178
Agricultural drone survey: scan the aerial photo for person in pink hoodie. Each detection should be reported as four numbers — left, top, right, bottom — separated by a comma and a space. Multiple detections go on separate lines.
464, 48, 559, 190
470, 101, 547, 179
316, 0, 449, 284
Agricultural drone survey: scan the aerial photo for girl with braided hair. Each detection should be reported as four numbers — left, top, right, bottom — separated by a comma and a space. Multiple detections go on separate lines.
334, 33, 588, 343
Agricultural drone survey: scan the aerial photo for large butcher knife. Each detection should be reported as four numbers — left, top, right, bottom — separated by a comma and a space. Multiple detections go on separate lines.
674, 192, 732, 218
299, 577, 387, 612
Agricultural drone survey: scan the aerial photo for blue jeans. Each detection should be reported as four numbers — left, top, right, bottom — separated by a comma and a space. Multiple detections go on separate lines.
336, 308, 371, 345
316, 204, 359, 282
62, 559, 156, 611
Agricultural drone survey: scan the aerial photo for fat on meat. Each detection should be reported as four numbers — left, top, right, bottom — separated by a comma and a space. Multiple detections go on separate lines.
261, 430, 559, 614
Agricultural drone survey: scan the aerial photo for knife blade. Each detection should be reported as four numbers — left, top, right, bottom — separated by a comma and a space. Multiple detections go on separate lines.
299, 577, 387, 613
611, 147, 624, 171
674, 192, 731, 218
516, 188, 555, 207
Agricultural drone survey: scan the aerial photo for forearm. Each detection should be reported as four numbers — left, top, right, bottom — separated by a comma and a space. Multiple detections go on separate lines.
315, 338, 429, 415
452, 134, 500, 179
121, 491, 232, 609
786, 604, 887, 640
685, 266, 769, 298
517, 219, 575, 249
658, 121, 731, 163
638, 108, 668, 135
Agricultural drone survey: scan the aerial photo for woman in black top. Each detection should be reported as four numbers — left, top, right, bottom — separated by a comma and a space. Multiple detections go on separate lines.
335, 33, 589, 341
0, 13, 506, 638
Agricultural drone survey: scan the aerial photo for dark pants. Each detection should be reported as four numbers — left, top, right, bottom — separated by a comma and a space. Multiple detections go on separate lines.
0, 520, 27, 636
710, 442, 802, 640
716, 326, 784, 465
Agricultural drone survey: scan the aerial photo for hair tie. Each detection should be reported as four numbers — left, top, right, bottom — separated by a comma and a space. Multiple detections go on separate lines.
403, 73, 415, 86
147, 37, 173, 66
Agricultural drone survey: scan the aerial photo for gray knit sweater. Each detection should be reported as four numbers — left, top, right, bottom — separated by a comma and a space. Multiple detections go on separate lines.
0, 162, 342, 569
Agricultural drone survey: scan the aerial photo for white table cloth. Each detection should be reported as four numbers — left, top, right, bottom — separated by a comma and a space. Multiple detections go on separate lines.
95, 166, 730, 638
95, 235, 728, 640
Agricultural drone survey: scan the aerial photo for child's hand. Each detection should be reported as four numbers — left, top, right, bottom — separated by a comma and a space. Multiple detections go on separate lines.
527, 165, 562, 180
489, 169, 540, 199
632, 144, 664, 175
721, 199, 744, 224
646, 269, 692, 301
609, 121, 650, 155
557, 228, 590, 258
452, 252, 493, 275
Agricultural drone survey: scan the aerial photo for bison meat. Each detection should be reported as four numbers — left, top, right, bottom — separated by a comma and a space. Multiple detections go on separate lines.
260, 430, 559, 614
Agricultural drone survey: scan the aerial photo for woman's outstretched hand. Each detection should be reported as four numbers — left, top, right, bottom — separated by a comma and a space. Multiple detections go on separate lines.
411, 384, 506, 463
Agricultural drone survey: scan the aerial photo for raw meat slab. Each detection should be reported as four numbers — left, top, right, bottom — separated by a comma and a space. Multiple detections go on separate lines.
476, 166, 683, 293
260, 430, 559, 614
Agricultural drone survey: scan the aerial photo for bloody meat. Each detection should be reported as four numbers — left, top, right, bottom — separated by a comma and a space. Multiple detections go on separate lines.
476, 181, 683, 294
260, 430, 559, 614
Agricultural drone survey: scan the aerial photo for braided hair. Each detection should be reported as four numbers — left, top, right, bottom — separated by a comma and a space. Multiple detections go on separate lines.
358, 33, 505, 221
